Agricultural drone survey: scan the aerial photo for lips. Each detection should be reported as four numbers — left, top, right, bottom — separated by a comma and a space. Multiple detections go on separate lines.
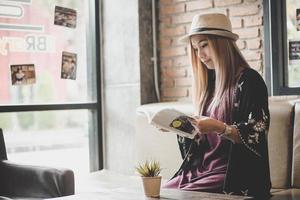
202, 59, 211, 64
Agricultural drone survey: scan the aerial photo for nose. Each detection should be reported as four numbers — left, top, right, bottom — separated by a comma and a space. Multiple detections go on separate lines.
196, 48, 205, 60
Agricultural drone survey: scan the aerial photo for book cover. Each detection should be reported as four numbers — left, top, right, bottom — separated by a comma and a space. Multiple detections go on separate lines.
149, 108, 198, 139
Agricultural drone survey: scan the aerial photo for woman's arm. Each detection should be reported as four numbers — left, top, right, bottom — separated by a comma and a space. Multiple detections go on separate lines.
231, 69, 270, 157
190, 117, 241, 143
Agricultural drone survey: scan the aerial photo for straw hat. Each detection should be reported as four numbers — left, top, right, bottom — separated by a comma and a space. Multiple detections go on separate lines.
180, 13, 239, 43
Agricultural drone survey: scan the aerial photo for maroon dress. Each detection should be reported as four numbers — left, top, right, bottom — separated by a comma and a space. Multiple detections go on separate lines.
163, 104, 231, 192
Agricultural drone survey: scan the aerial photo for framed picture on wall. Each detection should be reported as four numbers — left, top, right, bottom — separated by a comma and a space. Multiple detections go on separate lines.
289, 40, 300, 64
54, 6, 77, 28
10, 64, 36, 85
61, 51, 77, 80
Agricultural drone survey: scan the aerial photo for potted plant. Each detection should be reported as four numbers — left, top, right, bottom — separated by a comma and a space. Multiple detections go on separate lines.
135, 160, 162, 198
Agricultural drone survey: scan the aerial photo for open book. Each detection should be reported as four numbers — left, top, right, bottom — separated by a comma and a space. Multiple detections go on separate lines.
148, 108, 198, 139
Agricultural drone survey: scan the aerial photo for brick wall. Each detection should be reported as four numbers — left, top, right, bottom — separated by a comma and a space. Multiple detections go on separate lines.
158, 0, 264, 101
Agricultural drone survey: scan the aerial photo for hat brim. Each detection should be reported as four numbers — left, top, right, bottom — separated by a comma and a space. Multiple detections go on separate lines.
179, 30, 239, 43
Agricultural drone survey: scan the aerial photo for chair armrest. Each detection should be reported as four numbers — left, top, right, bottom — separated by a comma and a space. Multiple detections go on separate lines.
0, 160, 74, 198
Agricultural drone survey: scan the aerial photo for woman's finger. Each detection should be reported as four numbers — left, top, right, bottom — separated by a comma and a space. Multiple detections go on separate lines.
159, 128, 169, 132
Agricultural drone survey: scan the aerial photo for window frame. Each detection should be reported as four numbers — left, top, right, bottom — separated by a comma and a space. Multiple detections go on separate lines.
264, 0, 300, 95
0, 0, 103, 171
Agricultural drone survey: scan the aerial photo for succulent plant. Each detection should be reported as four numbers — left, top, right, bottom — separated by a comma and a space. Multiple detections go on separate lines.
135, 160, 161, 177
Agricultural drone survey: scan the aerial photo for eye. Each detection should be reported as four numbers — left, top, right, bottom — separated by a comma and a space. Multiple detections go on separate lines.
200, 43, 208, 48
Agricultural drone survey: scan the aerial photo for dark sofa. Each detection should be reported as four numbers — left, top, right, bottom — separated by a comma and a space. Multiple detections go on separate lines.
0, 129, 74, 200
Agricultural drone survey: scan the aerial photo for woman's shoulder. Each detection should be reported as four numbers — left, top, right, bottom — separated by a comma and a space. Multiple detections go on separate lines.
238, 67, 265, 85
236, 67, 268, 94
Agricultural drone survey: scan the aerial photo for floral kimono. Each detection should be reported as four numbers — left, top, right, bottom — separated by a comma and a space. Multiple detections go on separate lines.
166, 68, 271, 199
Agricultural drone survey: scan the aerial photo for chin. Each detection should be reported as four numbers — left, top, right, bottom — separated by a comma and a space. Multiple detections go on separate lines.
202, 60, 214, 69
205, 63, 215, 70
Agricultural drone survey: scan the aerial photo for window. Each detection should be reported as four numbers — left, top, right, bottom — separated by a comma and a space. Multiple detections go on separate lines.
0, 0, 102, 177
264, 0, 300, 95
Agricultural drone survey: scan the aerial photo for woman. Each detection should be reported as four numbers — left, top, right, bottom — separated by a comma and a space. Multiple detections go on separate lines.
163, 13, 271, 199
15, 67, 25, 84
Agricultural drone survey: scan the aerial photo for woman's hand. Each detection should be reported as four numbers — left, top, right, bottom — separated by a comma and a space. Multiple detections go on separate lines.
189, 117, 225, 134
189, 116, 240, 143
158, 128, 169, 132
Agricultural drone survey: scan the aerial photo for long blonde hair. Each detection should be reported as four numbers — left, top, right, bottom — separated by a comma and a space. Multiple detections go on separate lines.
190, 35, 249, 118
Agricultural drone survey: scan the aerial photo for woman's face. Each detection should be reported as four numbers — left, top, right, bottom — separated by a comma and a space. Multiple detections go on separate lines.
190, 35, 214, 69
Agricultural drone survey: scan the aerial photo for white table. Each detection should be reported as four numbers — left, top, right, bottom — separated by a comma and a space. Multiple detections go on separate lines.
47, 170, 252, 200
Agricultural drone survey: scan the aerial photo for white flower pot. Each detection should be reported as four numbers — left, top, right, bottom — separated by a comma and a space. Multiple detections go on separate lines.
141, 176, 162, 197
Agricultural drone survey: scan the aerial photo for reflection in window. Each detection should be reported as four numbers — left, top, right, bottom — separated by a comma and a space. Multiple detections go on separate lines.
0, 0, 99, 177
286, 0, 300, 87
0, 110, 90, 177
0, 0, 95, 105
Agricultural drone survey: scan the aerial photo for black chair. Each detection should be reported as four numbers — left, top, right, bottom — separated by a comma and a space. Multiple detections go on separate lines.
0, 128, 74, 200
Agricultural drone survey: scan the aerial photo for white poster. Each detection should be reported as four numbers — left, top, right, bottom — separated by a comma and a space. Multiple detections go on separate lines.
289, 40, 300, 65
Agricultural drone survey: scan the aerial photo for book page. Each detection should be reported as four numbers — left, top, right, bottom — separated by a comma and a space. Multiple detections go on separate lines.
150, 108, 198, 139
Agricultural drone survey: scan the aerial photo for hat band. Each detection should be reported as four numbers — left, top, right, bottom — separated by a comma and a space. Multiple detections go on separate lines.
190, 27, 232, 34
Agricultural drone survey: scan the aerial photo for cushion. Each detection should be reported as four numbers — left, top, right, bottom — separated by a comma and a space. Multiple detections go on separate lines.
268, 99, 295, 188
292, 102, 300, 188
269, 188, 300, 200
135, 102, 194, 179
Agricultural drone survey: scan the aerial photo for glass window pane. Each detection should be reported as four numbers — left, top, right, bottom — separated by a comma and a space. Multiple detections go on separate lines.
286, 0, 300, 87
0, 109, 92, 178
0, 0, 96, 104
